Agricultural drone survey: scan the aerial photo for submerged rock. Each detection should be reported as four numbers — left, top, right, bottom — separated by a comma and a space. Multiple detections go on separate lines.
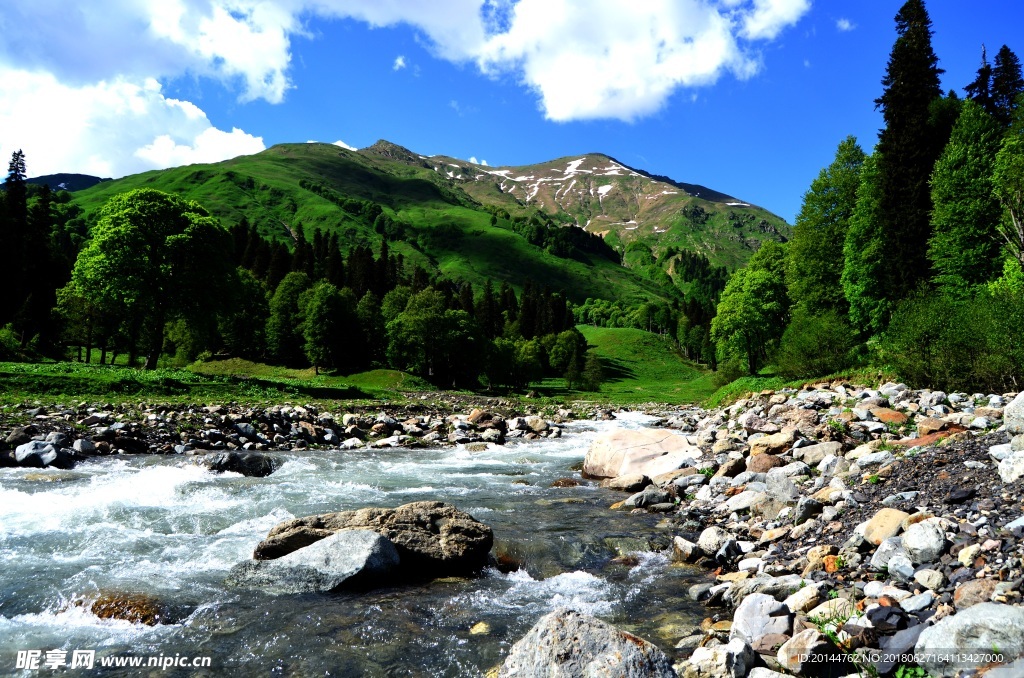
227, 529, 400, 594
499, 608, 676, 677
89, 592, 164, 625
254, 501, 493, 578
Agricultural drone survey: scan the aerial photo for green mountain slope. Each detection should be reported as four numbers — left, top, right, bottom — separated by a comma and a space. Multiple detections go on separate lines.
71, 140, 789, 303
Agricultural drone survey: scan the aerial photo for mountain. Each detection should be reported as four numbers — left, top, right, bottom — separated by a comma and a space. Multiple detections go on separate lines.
28, 173, 109, 191
70, 141, 789, 303
422, 151, 789, 270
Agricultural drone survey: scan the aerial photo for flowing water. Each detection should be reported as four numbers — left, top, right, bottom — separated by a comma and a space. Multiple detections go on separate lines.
0, 413, 706, 676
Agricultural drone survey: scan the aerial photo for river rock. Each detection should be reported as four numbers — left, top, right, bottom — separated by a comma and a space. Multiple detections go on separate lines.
14, 441, 75, 469
730, 593, 793, 646
749, 430, 795, 456
254, 501, 493, 577
227, 529, 399, 594
623, 485, 670, 509
697, 527, 733, 557
793, 441, 842, 465
1005, 393, 1024, 434
194, 451, 279, 477
777, 628, 835, 674
584, 428, 701, 479
863, 508, 910, 545
998, 450, 1024, 483
498, 608, 675, 678
902, 519, 947, 564
954, 579, 998, 609
90, 591, 164, 625
681, 638, 754, 678
602, 473, 651, 492
915, 603, 1024, 676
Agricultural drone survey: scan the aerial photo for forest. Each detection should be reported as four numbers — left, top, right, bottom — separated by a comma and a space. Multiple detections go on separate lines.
709, 0, 1024, 393
1, 0, 1022, 397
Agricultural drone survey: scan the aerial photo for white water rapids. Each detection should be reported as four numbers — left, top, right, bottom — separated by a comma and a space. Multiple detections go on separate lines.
0, 412, 704, 676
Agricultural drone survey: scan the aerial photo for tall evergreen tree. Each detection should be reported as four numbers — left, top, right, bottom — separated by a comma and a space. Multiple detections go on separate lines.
1, 150, 28, 325
965, 45, 993, 112
786, 136, 866, 316
992, 45, 1024, 126
842, 154, 890, 333
872, 0, 945, 313
927, 100, 1004, 294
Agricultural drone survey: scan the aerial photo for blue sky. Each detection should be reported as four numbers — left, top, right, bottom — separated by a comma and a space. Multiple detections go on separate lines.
0, 1, 1021, 222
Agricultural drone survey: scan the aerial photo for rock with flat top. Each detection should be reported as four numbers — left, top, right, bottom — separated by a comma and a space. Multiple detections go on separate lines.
584, 428, 701, 479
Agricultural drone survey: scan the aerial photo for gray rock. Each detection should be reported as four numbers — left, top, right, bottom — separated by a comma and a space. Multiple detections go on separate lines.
698, 527, 733, 557
766, 473, 800, 502
795, 441, 842, 465
730, 593, 793, 646
777, 628, 834, 674
681, 638, 754, 678
1013, 434, 1024, 452
915, 603, 1024, 676
623, 485, 671, 509
794, 497, 823, 525
194, 451, 279, 477
999, 450, 1024, 483
858, 451, 895, 467
226, 529, 400, 594
870, 537, 910, 571
901, 591, 934, 613
14, 441, 75, 469
499, 608, 675, 678
1005, 392, 1024, 434
254, 501, 492, 577
604, 473, 652, 492
902, 520, 947, 564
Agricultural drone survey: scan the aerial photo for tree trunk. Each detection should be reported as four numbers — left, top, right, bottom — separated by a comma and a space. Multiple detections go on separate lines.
142, 310, 165, 370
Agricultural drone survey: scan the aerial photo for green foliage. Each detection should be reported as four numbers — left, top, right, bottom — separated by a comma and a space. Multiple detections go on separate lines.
711, 241, 789, 374
299, 281, 351, 374
266, 271, 312, 365
880, 289, 1024, 392
385, 289, 483, 387
993, 130, 1024, 270
62, 188, 234, 369
776, 308, 858, 379
787, 136, 865, 316
219, 268, 268, 360
842, 154, 891, 333
580, 351, 604, 392
872, 0, 947, 307
928, 100, 1005, 294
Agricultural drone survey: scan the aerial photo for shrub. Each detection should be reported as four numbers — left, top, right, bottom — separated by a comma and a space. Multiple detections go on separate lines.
776, 308, 858, 379
880, 289, 1024, 392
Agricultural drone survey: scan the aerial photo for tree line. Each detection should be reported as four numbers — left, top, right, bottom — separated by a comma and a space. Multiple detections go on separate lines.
709, 0, 1024, 392
0, 164, 606, 390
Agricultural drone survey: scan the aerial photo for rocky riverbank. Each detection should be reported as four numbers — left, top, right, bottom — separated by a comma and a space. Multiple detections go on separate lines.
544, 382, 1024, 677
0, 398, 588, 471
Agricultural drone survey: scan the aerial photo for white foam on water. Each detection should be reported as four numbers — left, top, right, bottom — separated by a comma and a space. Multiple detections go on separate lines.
462, 569, 617, 618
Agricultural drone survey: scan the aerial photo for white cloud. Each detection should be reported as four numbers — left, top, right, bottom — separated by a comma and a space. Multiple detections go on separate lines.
739, 0, 811, 40
0, 67, 263, 178
468, 156, 488, 165
836, 18, 855, 32
393, 55, 407, 70
333, 139, 357, 151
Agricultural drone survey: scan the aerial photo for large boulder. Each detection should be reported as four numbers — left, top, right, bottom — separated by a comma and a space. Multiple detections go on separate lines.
498, 608, 676, 678
14, 441, 76, 469
1006, 393, 1024, 435
915, 603, 1024, 676
194, 451, 280, 477
253, 501, 492, 577
584, 428, 701, 479
227, 529, 399, 594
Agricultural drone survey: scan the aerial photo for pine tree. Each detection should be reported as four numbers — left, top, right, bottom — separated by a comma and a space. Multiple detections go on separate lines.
872, 0, 945, 313
964, 45, 993, 112
992, 45, 1024, 126
842, 154, 890, 333
786, 136, 866, 316
1, 150, 28, 325
927, 100, 1005, 294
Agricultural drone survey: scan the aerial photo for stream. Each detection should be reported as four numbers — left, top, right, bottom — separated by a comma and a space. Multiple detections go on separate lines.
0, 412, 706, 676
